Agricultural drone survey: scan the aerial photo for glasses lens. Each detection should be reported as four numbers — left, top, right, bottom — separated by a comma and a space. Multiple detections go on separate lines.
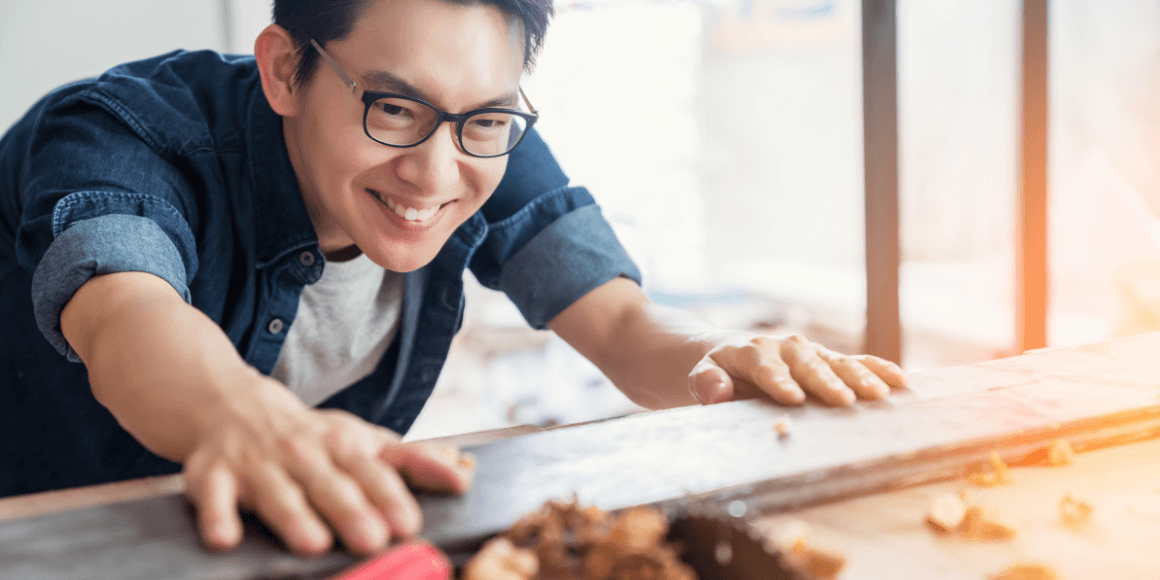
365, 97, 439, 146
460, 111, 529, 157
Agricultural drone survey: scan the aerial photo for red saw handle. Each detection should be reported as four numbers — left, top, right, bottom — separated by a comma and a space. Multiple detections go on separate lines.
329, 541, 451, 580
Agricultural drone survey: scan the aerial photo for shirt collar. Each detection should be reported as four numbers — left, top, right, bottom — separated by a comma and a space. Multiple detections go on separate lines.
246, 89, 319, 269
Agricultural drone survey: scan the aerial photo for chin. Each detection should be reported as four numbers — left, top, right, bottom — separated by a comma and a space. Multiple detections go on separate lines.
365, 246, 439, 273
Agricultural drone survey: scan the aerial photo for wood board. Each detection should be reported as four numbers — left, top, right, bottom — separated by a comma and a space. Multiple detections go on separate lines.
2, 333, 1160, 579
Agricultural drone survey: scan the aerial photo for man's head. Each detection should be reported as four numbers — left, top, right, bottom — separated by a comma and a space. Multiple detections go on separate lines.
255, 0, 552, 271
273, 0, 552, 88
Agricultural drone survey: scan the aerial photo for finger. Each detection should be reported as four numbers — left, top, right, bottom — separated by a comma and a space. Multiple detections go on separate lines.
326, 429, 423, 539
816, 347, 890, 400
279, 435, 388, 555
779, 335, 856, 406
381, 441, 475, 495
854, 354, 908, 389
189, 461, 244, 551
687, 358, 735, 404
709, 339, 806, 405
242, 460, 334, 555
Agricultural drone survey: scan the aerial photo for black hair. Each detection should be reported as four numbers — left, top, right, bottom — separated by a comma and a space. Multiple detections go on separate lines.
273, 0, 553, 88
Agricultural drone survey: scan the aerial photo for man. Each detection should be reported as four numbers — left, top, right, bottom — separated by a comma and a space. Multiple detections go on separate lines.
0, 0, 905, 557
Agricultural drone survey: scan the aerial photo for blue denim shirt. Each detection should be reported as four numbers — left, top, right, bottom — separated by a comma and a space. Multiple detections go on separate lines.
0, 50, 639, 496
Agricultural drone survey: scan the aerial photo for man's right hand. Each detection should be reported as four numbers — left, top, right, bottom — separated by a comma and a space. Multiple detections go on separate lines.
61, 271, 472, 556
182, 381, 474, 555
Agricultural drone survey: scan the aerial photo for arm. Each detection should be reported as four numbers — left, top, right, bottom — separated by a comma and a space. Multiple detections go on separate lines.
60, 271, 472, 555
548, 278, 907, 409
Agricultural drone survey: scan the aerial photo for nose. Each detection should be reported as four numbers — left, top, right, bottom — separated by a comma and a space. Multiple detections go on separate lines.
394, 120, 462, 193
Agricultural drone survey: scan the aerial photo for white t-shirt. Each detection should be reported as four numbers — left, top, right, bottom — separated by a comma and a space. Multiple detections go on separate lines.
271, 252, 402, 407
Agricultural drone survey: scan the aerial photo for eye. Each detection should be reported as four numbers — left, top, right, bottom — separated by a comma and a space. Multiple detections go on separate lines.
471, 118, 506, 128
375, 102, 409, 117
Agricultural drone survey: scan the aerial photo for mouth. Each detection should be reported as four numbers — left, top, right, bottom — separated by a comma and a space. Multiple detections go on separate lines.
367, 188, 454, 224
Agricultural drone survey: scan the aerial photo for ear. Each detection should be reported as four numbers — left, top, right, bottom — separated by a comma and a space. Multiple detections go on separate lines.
254, 24, 301, 117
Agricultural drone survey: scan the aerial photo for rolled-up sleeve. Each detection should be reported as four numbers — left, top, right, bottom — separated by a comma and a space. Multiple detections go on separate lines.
32, 212, 193, 362
499, 201, 640, 329
472, 184, 641, 330
13, 89, 201, 360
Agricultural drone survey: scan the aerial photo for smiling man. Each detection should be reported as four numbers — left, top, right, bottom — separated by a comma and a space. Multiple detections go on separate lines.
0, 0, 905, 557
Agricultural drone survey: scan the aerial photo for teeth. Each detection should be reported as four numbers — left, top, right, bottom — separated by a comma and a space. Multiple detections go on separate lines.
375, 190, 439, 222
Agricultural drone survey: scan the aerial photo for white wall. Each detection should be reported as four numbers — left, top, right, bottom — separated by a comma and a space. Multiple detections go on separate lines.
0, 0, 232, 131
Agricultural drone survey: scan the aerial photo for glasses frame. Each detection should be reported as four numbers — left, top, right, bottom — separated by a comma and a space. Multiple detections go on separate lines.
310, 39, 539, 159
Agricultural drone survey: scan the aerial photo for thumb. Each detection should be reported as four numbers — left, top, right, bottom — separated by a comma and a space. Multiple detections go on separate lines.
688, 357, 736, 405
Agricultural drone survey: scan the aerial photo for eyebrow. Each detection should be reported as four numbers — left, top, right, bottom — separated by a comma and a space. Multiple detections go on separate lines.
362, 70, 519, 110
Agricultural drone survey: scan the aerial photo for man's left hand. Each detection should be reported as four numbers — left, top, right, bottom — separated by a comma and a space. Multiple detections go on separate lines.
688, 333, 907, 406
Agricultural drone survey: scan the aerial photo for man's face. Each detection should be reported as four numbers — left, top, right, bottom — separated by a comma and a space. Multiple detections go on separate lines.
286, 0, 525, 270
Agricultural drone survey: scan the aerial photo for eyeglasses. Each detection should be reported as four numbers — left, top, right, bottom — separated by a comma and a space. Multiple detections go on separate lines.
310, 39, 538, 158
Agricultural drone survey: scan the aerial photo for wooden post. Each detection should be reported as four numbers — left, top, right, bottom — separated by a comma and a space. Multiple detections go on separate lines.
1018, 0, 1049, 352
862, 0, 902, 363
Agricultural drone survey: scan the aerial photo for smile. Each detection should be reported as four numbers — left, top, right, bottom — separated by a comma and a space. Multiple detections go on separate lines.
367, 189, 452, 223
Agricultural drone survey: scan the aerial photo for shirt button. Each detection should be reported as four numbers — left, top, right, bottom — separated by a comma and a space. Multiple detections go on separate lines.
267, 318, 285, 334
299, 251, 316, 267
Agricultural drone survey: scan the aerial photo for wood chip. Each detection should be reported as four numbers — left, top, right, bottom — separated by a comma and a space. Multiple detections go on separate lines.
1046, 439, 1074, 466
774, 417, 793, 437
925, 492, 967, 533
967, 451, 1014, 487
988, 562, 1060, 580
1059, 494, 1093, 531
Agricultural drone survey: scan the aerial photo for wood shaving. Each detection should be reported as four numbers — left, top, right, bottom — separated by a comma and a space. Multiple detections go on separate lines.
958, 505, 1018, 541
1058, 494, 1093, 531
925, 492, 967, 533
967, 451, 1014, 487
462, 537, 539, 580
988, 563, 1060, 580
466, 499, 696, 580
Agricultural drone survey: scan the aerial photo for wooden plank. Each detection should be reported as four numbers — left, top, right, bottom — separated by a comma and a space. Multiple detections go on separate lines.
4, 333, 1160, 578
862, 0, 902, 363
419, 333, 1160, 553
1018, 0, 1049, 352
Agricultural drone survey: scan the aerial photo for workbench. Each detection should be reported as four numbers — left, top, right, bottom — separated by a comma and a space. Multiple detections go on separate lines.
4, 332, 1160, 579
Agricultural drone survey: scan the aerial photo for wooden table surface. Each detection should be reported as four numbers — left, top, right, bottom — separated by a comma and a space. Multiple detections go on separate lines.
4, 333, 1160, 580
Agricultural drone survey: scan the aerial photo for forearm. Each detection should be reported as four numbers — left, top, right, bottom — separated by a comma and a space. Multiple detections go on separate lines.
550, 278, 736, 409
60, 271, 296, 462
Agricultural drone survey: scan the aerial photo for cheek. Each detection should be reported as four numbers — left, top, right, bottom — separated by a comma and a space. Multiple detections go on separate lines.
467, 160, 509, 205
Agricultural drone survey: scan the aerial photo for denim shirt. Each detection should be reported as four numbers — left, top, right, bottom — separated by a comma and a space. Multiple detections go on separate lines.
0, 50, 640, 496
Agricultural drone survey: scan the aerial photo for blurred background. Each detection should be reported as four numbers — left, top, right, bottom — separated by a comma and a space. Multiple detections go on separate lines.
5, 0, 1160, 439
